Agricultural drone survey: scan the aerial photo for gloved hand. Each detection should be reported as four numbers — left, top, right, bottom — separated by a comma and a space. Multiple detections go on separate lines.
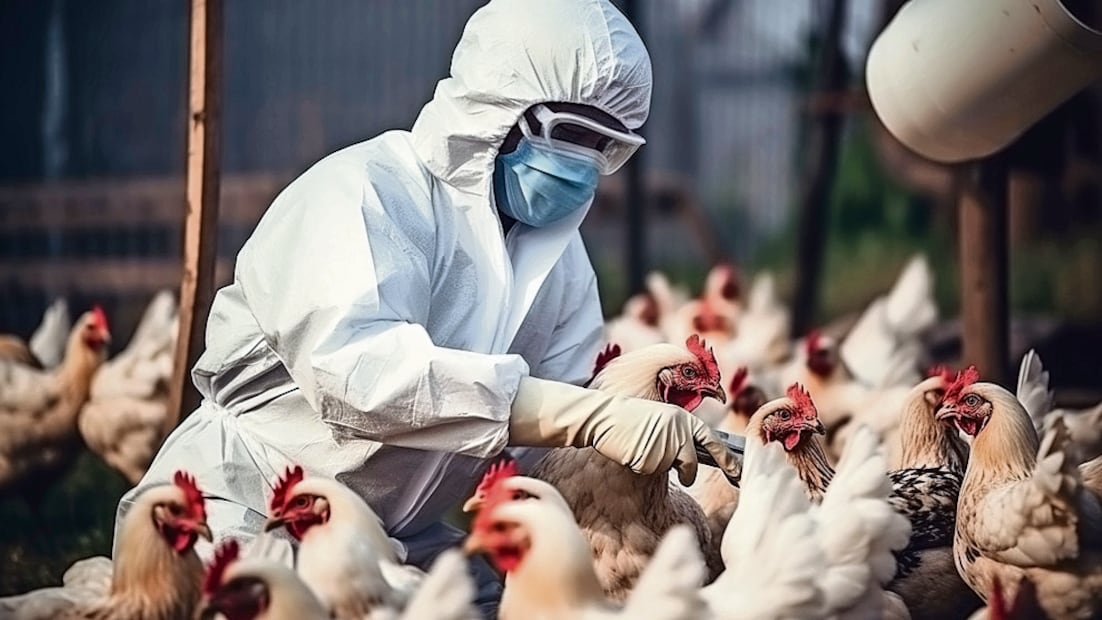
507, 376, 741, 485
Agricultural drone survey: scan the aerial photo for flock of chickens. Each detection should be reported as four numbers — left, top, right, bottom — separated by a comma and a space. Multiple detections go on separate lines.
0, 291, 179, 513
2, 256, 1102, 619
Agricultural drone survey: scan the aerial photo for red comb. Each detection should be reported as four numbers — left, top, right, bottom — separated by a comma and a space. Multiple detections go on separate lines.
204, 539, 240, 595
270, 465, 305, 512
927, 365, 954, 381
474, 456, 518, 500
173, 471, 206, 518
686, 334, 720, 380
591, 343, 622, 381
729, 366, 749, 396
944, 366, 980, 405
804, 330, 822, 357
716, 264, 739, 300
470, 458, 521, 536
90, 305, 109, 331
988, 575, 1006, 620
786, 383, 818, 419
639, 293, 659, 327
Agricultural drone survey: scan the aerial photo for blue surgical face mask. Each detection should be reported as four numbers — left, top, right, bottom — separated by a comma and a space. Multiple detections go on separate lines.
493, 137, 600, 228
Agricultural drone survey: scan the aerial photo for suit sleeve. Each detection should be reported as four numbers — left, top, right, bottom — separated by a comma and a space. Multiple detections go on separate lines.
235, 160, 528, 458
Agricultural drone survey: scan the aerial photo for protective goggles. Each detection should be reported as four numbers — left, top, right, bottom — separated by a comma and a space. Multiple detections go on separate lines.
518, 104, 646, 175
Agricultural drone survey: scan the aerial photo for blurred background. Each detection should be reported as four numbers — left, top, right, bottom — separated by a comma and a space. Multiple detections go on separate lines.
1, 0, 1100, 595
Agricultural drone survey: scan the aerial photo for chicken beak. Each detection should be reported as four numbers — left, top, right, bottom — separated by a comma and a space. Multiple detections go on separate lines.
263, 516, 286, 533
934, 404, 957, 422
462, 496, 483, 514
194, 521, 213, 542
703, 384, 727, 405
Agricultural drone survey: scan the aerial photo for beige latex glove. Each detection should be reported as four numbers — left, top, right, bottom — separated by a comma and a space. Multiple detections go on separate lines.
508, 376, 741, 485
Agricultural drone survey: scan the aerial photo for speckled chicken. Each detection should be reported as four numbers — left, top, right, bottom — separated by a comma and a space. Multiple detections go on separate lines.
886, 370, 981, 619
529, 336, 728, 600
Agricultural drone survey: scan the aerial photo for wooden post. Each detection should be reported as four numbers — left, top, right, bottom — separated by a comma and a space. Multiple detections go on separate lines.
958, 156, 1009, 385
790, 0, 848, 337
167, 0, 222, 434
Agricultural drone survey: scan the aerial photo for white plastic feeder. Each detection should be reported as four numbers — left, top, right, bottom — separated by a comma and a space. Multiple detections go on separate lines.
867, 0, 1102, 163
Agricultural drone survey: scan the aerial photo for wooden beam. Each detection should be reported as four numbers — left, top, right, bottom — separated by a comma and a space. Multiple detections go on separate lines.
167, 0, 223, 434
959, 156, 1010, 385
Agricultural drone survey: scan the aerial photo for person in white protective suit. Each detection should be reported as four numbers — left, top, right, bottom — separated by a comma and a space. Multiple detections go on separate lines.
114, 0, 740, 614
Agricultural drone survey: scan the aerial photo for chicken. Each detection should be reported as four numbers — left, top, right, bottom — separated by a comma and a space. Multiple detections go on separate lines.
263, 465, 426, 619
887, 370, 982, 618
939, 369, 1102, 619
664, 263, 741, 349
744, 384, 832, 502
0, 307, 111, 506
0, 470, 212, 619
700, 440, 826, 619
715, 416, 910, 618
199, 538, 477, 620
719, 271, 790, 373
681, 366, 767, 544
529, 335, 728, 600
1020, 349, 1102, 465
0, 299, 72, 370
778, 330, 910, 467
79, 291, 178, 483
199, 539, 330, 620
604, 292, 665, 353
463, 463, 707, 620
838, 253, 935, 390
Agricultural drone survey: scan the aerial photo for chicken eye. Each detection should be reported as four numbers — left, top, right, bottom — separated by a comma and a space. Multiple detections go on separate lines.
779, 410, 791, 421
167, 503, 184, 516
682, 366, 697, 378
294, 496, 310, 508
963, 394, 982, 408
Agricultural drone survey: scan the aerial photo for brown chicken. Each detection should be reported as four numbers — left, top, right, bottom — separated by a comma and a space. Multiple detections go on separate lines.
0, 471, 212, 619
938, 368, 1102, 619
0, 307, 111, 506
530, 335, 727, 601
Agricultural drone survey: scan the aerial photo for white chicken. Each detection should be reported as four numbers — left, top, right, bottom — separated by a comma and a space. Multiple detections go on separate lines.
263, 465, 426, 619
463, 463, 707, 620
0, 471, 212, 619
79, 290, 178, 483
838, 253, 936, 390
700, 440, 826, 619
199, 538, 478, 620
663, 263, 741, 349
719, 272, 791, 376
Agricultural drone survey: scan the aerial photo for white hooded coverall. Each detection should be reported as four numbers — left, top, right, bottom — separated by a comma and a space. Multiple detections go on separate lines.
114, 0, 652, 612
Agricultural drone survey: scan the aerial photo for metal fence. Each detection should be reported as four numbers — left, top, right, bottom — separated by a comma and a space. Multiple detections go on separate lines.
0, 0, 876, 338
